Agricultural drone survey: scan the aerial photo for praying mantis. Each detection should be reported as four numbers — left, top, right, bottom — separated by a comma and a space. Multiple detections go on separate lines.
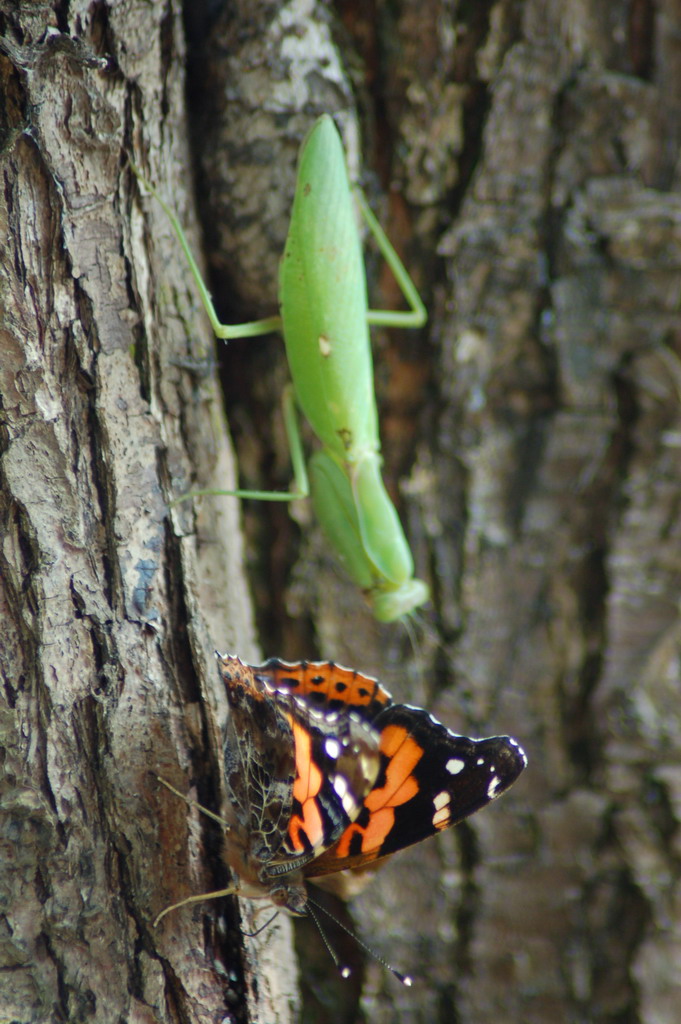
135, 115, 429, 621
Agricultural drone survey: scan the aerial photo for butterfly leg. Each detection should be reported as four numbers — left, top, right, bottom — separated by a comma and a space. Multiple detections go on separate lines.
154, 775, 238, 926
153, 885, 239, 927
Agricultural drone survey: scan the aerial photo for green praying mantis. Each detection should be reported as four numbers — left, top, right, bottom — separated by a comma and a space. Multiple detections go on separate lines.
134, 115, 429, 622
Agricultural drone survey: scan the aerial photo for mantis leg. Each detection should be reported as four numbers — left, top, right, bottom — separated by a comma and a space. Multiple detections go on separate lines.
172, 384, 309, 504
356, 191, 427, 329
131, 164, 282, 340
132, 168, 310, 503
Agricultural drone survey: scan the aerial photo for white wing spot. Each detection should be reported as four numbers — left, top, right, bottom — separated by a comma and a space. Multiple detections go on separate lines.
319, 334, 332, 357
476, 757, 485, 766
342, 792, 357, 814
432, 806, 450, 828
432, 791, 451, 828
487, 774, 501, 799
333, 774, 348, 799
446, 758, 465, 775
511, 738, 529, 766
332, 774, 357, 814
325, 737, 341, 760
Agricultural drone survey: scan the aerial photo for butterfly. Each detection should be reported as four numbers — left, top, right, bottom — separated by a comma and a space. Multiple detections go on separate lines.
208, 654, 527, 919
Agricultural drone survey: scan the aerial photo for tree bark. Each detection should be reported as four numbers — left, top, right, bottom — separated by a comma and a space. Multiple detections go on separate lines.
2, 2, 681, 1024
0, 4, 294, 1022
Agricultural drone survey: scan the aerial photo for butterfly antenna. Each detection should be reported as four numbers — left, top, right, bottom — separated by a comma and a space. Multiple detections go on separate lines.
306, 894, 413, 987
305, 900, 352, 980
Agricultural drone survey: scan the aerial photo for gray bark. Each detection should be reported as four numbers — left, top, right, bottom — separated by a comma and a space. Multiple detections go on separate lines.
0, 4, 294, 1022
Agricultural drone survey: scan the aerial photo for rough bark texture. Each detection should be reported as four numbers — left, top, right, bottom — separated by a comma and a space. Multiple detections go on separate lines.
1, 2, 680, 1024
0, 3, 295, 1022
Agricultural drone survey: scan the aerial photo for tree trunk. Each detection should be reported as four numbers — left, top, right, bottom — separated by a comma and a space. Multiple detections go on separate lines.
0, 3, 294, 1022
2, 2, 681, 1024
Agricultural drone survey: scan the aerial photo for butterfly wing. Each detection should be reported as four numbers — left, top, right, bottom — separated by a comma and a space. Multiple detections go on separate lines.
254, 658, 391, 722
271, 693, 382, 866
219, 655, 526, 888
248, 658, 392, 865
219, 654, 383, 875
307, 703, 527, 877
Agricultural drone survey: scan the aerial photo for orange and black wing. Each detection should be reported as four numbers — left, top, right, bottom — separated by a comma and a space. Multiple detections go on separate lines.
253, 658, 391, 722
307, 704, 527, 877
218, 653, 385, 868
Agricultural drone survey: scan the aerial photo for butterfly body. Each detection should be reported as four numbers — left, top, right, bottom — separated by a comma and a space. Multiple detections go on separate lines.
217, 654, 527, 916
